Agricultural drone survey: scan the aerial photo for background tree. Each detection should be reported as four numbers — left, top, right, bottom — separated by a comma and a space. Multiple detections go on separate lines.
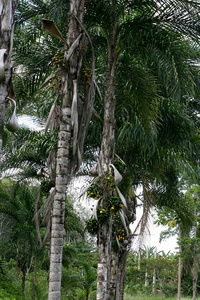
84, 1, 200, 299
0, 180, 40, 295
155, 183, 200, 298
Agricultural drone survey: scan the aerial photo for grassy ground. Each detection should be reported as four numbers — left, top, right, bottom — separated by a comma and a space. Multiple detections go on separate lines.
124, 294, 200, 300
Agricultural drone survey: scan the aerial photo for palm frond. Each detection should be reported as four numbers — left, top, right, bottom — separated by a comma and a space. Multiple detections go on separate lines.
1, 127, 57, 180
117, 53, 159, 127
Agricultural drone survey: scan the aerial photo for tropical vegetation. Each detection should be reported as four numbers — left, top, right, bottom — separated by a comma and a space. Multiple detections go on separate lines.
1, 0, 200, 299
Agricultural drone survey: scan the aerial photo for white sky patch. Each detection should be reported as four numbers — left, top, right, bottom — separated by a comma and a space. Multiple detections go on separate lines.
131, 205, 178, 254
18, 114, 45, 131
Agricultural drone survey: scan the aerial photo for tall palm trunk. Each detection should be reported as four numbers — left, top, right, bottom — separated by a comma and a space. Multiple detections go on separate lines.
48, 1, 85, 299
152, 248, 157, 293
193, 198, 197, 300
21, 266, 26, 295
31, 257, 37, 300
145, 248, 149, 287
178, 223, 182, 300
97, 6, 118, 299
0, 0, 18, 163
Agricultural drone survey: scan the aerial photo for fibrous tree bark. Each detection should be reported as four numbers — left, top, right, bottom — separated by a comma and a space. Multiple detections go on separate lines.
48, 1, 85, 299
0, 0, 18, 163
178, 223, 182, 300
96, 4, 118, 299
193, 198, 197, 300
109, 194, 136, 300
153, 248, 157, 293
110, 245, 129, 300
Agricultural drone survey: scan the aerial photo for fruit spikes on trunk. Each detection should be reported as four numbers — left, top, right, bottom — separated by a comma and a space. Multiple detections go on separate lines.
96, 8, 118, 299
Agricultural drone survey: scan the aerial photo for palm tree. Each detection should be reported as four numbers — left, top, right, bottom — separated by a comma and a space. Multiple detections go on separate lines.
114, 59, 200, 300
79, 262, 97, 300
156, 185, 200, 299
0, 180, 40, 295
45, 1, 87, 299
7, 2, 89, 298
181, 186, 200, 300
61, 253, 97, 299
0, 0, 19, 163
84, 1, 200, 299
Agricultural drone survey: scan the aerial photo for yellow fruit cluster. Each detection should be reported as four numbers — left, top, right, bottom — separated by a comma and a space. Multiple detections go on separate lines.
117, 229, 126, 241
81, 66, 92, 86
50, 75, 62, 92
87, 180, 101, 199
52, 50, 68, 69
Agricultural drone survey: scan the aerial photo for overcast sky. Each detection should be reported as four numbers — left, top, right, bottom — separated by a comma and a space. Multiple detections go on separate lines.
131, 205, 178, 254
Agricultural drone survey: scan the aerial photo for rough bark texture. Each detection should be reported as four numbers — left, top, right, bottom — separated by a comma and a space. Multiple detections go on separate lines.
110, 252, 118, 300
118, 249, 128, 300
193, 199, 197, 300
0, 0, 18, 163
109, 194, 136, 300
109, 239, 133, 300
110, 249, 128, 300
97, 220, 113, 300
48, 1, 85, 299
152, 248, 157, 293
97, 6, 118, 299
178, 223, 182, 300
118, 251, 128, 299
145, 249, 149, 287
31, 257, 37, 300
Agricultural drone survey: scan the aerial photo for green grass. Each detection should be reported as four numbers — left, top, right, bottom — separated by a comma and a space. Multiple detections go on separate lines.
124, 294, 200, 300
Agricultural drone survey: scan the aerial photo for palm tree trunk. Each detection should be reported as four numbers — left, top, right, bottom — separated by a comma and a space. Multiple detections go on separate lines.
109, 195, 136, 299
96, 7, 118, 298
48, 1, 85, 299
110, 239, 131, 300
31, 257, 37, 300
145, 248, 149, 287
116, 248, 128, 300
138, 250, 141, 271
85, 289, 89, 300
193, 198, 197, 300
178, 223, 182, 300
110, 251, 118, 300
0, 0, 18, 163
97, 16, 118, 300
22, 267, 26, 296
152, 248, 157, 293
118, 249, 129, 300
97, 220, 113, 300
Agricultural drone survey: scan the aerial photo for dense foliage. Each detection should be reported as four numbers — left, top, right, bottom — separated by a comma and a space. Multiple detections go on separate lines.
1, 0, 200, 299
